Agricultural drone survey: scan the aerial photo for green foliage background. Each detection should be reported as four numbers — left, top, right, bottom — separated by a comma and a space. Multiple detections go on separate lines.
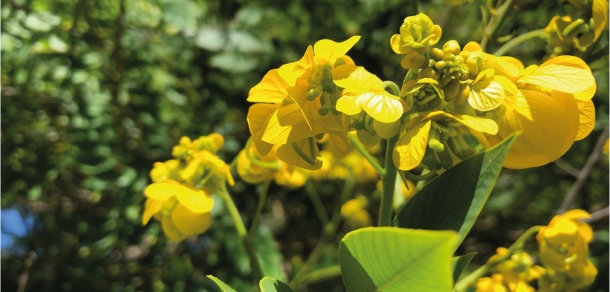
2, 0, 608, 291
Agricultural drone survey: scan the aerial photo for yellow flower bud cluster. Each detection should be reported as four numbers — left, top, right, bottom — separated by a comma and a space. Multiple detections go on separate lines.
476, 248, 544, 292
546, 0, 608, 57
536, 210, 598, 291
236, 141, 307, 189
142, 133, 234, 242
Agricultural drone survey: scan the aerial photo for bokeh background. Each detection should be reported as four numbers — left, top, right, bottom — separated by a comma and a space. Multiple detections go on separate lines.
1, 0, 608, 291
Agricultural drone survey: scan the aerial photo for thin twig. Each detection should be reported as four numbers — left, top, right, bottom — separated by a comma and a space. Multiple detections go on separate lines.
558, 125, 609, 214
582, 206, 609, 223
554, 159, 580, 178
17, 251, 37, 292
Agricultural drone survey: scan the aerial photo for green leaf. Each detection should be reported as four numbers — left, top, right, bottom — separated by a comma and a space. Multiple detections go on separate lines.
259, 277, 295, 292
339, 227, 456, 292
393, 133, 517, 251
451, 253, 476, 285
207, 275, 237, 292
253, 225, 286, 281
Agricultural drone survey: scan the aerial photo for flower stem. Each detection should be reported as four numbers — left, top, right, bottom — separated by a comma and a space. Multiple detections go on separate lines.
480, 0, 514, 51
348, 133, 384, 176
218, 187, 265, 281
248, 180, 270, 238
453, 225, 542, 291
379, 135, 399, 226
493, 29, 547, 56
305, 180, 330, 226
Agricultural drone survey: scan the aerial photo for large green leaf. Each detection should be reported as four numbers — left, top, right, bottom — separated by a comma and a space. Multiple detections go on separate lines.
451, 253, 476, 285
393, 134, 517, 251
259, 277, 295, 292
339, 227, 456, 292
207, 275, 237, 292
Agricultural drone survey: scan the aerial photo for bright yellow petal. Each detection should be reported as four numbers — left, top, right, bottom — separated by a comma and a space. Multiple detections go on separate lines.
561, 209, 591, 220
332, 64, 359, 80
175, 186, 214, 213
144, 181, 180, 200
161, 215, 187, 242
335, 94, 363, 116
469, 70, 505, 111
172, 203, 212, 236
574, 83, 596, 101
278, 62, 298, 85
390, 34, 410, 54
276, 139, 323, 170
313, 36, 361, 63
575, 99, 595, 141
463, 42, 482, 52
247, 69, 290, 103
450, 114, 498, 134
500, 90, 580, 168
247, 104, 277, 155
142, 198, 164, 225
335, 67, 383, 93
393, 119, 431, 170
519, 56, 595, 95
593, 0, 609, 41
293, 45, 316, 76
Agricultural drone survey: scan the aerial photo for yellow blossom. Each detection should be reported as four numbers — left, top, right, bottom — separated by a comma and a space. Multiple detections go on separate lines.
236, 142, 307, 189
484, 56, 596, 168
341, 195, 372, 228
390, 13, 442, 69
476, 274, 508, 292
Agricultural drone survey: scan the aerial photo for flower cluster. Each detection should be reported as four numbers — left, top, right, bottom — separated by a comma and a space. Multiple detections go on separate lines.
142, 134, 234, 242
246, 12, 597, 177
341, 195, 372, 228
476, 248, 544, 292
536, 210, 598, 291
546, 0, 608, 57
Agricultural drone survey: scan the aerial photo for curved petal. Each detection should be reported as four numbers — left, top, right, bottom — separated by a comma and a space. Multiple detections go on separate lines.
175, 188, 214, 213
161, 215, 187, 242
361, 92, 404, 123
463, 42, 482, 52
142, 198, 164, 225
335, 94, 363, 116
247, 104, 277, 155
500, 90, 580, 168
247, 69, 290, 103
144, 180, 181, 200
390, 34, 410, 54
313, 36, 361, 63
519, 56, 595, 95
450, 114, 498, 134
575, 99, 595, 141
469, 70, 505, 111
276, 138, 323, 170
172, 203, 212, 236
335, 67, 382, 93
393, 119, 431, 170
593, 0, 609, 41
293, 45, 316, 76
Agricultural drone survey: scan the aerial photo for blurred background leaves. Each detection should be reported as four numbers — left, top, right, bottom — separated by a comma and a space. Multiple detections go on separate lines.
1, 0, 607, 291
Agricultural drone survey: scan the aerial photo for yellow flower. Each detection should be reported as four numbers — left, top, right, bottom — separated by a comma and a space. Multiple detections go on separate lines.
393, 110, 498, 171
341, 195, 372, 228
236, 142, 307, 189
335, 67, 404, 124
247, 37, 361, 169
485, 56, 596, 168
537, 209, 593, 272
476, 274, 508, 292
142, 180, 214, 242
390, 13, 442, 69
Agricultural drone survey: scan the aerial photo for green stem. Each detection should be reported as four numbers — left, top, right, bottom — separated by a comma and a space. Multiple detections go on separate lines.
248, 180, 270, 238
480, 0, 514, 51
245, 138, 280, 169
305, 180, 330, 226
454, 226, 542, 291
493, 29, 547, 56
348, 133, 384, 176
218, 187, 265, 281
382, 81, 401, 97
379, 135, 399, 226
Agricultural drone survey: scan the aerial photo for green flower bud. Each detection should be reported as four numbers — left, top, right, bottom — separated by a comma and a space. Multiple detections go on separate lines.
443, 40, 461, 55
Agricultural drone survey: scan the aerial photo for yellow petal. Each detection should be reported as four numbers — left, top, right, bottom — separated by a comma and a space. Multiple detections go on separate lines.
247, 104, 277, 155
575, 99, 595, 141
390, 34, 410, 54
278, 62, 298, 85
593, 0, 609, 41
574, 82, 596, 101
463, 41, 482, 52
561, 209, 592, 220
175, 186, 214, 213
172, 203, 212, 236
161, 215, 187, 242
335, 94, 363, 116
450, 114, 498, 134
144, 181, 181, 200
142, 198, 164, 225
313, 36, 361, 63
485, 55, 523, 79
335, 67, 383, 93
276, 139, 323, 170
247, 69, 290, 103
293, 45, 316, 76
519, 56, 595, 95
343, 92, 403, 123
469, 70, 505, 111
262, 111, 319, 145
332, 64, 359, 80
393, 119, 431, 170
500, 90, 580, 169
